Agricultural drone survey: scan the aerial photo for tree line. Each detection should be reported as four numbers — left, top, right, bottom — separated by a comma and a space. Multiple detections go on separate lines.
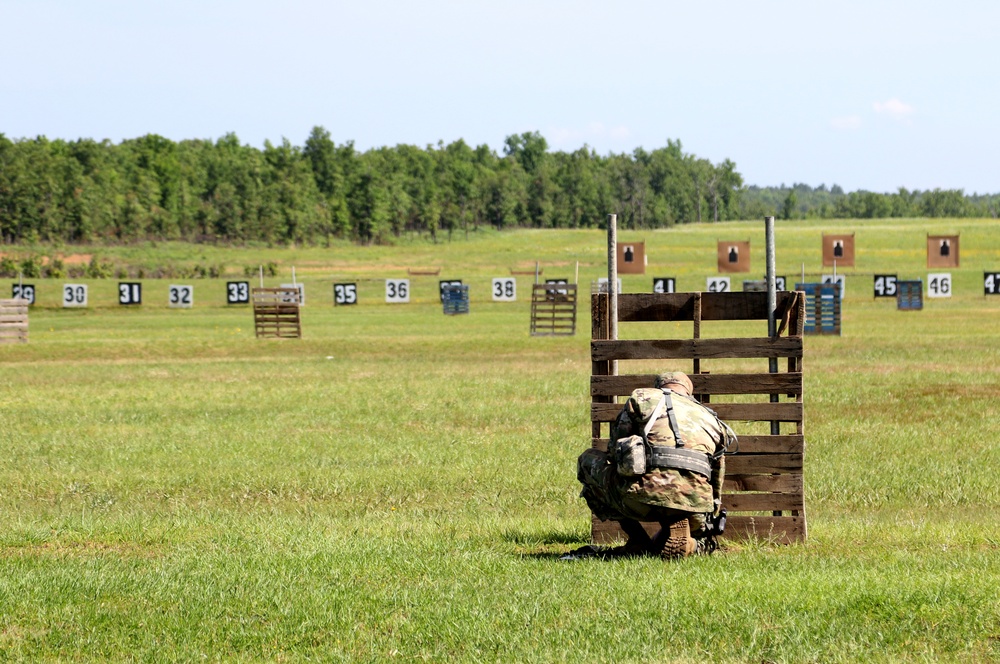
742, 183, 1000, 220
1, 128, 996, 246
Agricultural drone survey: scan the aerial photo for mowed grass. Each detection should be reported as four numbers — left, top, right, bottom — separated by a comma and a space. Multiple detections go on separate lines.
2, 220, 1000, 662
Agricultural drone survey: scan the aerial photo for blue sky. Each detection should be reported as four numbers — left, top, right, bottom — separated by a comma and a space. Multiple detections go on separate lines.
2, 0, 996, 193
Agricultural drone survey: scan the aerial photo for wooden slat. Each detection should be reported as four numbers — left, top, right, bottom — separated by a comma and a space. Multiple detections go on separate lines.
731, 435, 804, 454
591, 401, 802, 423
725, 453, 802, 474
724, 473, 802, 493
591, 373, 802, 397
591, 435, 803, 454
609, 291, 801, 323
723, 492, 804, 513
592, 515, 806, 545
724, 516, 806, 543
591, 337, 802, 362
0, 299, 28, 344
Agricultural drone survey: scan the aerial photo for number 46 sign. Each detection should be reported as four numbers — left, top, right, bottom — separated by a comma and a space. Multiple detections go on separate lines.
927, 273, 951, 298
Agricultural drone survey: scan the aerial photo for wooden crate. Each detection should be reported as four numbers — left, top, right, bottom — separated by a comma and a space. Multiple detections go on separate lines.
590, 290, 806, 544
0, 298, 29, 344
530, 283, 577, 336
252, 288, 302, 339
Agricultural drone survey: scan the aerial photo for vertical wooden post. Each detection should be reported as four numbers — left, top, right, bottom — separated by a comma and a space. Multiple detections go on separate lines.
607, 213, 618, 376
766, 216, 780, 437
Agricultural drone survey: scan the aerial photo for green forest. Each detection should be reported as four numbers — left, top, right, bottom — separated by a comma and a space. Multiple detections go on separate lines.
1, 127, 997, 246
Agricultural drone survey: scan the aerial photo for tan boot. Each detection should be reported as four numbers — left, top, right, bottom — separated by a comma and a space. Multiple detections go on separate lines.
658, 518, 696, 559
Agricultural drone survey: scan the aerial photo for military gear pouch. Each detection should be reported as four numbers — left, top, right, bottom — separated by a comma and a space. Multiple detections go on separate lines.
614, 435, 647, 476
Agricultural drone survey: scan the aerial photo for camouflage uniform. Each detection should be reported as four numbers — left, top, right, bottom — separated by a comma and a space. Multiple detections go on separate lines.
578, 378, 729, 538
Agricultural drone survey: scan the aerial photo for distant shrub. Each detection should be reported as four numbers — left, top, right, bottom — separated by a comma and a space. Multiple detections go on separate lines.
85, 256, 114, 279
0, 256, 17, 278
20, 256, 43, 278
244, 262, 279, 277
45, 257, 66, 279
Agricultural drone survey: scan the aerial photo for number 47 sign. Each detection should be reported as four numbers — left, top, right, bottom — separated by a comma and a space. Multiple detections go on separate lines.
985, 272, 1000, 295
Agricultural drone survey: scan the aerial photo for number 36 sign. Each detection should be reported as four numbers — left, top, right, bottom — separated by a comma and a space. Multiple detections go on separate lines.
385, 279, 409, 303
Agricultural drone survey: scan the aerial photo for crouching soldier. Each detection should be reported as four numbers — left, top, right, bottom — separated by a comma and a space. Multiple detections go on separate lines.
576, 371, 736, 559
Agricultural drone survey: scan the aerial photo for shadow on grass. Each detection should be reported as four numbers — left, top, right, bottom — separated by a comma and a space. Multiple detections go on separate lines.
501, 527, 599, 559
501, 528, 588, 546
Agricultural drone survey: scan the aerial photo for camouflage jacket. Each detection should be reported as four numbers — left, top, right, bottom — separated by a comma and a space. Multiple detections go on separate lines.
611, 388, 727, 515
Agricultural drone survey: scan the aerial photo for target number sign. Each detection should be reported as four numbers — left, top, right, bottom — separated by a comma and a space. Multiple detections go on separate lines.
492, 278, 516, 301
873, 275, 898, 298
706, 277, 730, 293
985, 272, 1000, 296
227, 281, 250, 304
927, 273, 951, 298
63, 284, 88, 307
12, 284, 35, 305
118, 282, 142, 305
653, 277, 675, 294
775, 276, 787, 291
596, 277, 622, 293
821, 274, 846, 298
439, 280, 463, 302
280, 283, 305, 305
169, 285, 193, 308
334, 283, 358, 305
385, 279, 410, 303
545, 279, 569, 296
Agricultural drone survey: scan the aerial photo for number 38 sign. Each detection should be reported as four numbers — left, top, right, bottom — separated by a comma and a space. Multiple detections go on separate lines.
492, 278, 516, 301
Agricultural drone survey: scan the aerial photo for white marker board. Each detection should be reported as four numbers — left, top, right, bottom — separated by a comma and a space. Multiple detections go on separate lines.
169, 284, 193, 308
385, 279, 410, 303
492, 278, 516, 301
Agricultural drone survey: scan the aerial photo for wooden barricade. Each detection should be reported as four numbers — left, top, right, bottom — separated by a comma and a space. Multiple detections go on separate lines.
442, 285, 470, 315
252, 288, 302, 339
590, 290, 807, 544
897, 280, 923, 310
796, 283, 841, 335
0, 298, 29, 344
531, 283, 577, 336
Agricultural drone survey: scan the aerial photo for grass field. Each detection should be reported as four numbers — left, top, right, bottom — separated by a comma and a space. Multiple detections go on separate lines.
2, 219, 1000, 662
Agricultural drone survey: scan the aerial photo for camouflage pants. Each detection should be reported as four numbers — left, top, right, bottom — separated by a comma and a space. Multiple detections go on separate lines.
577, 448, 706, 532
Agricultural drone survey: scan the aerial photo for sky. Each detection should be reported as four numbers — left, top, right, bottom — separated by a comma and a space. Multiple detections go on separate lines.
2, 0, 997, 193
